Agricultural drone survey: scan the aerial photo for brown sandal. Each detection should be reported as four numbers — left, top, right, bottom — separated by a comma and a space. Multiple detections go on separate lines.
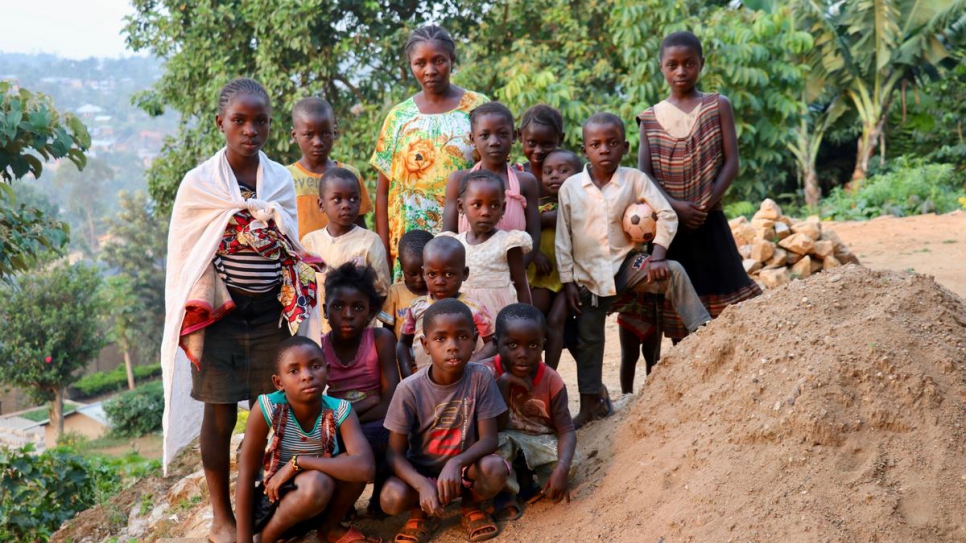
461, 508, 499, 542
394, 516, 438, 543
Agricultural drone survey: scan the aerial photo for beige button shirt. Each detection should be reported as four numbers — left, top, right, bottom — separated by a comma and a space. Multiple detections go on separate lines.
555, 166, 678, 298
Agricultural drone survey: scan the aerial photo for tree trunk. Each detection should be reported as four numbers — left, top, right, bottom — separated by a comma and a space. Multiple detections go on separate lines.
122, 339, 136, 390
849, 117, 885, 189
804, 167, 821, 207
51, 387, 65, 440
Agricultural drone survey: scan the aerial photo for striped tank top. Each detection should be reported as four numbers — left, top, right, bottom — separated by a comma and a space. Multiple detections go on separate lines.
258, 390, 352, 467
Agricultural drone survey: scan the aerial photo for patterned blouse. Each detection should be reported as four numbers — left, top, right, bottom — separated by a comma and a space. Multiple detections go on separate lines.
370, 90, 489, 278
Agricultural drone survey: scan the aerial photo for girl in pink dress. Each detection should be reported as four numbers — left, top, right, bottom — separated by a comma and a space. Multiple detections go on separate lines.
320, 262, 400, 517
443, 102, 540, 265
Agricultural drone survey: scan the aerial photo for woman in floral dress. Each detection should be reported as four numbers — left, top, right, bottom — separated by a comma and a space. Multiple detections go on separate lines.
371, 24, 488, 278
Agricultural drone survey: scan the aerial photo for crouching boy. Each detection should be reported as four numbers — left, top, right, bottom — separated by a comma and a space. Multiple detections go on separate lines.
381, 298, 508, 543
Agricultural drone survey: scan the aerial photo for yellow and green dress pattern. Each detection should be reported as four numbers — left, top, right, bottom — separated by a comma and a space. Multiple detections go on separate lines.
370, 90, 488, 278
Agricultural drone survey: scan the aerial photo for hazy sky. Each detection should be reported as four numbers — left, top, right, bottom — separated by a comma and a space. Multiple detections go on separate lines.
0, 0, 136, 59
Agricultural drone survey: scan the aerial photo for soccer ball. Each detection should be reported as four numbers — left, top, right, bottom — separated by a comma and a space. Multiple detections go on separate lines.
622, 201, 657, 244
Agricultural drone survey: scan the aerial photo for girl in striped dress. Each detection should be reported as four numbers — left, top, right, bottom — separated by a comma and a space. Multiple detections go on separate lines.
235, 337, 381, 543
617, 31, 761, 393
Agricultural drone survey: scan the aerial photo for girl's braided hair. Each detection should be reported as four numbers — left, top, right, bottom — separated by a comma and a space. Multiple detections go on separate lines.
218, 77, 271, 115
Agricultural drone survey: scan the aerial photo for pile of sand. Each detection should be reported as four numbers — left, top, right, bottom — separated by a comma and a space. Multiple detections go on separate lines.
498, 265, 966, 542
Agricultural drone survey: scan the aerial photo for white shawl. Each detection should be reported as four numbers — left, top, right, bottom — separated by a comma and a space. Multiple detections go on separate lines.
160, 148, 316, 472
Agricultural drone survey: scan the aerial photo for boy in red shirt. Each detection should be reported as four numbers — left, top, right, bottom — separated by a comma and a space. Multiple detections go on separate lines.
483, 303, 577, 521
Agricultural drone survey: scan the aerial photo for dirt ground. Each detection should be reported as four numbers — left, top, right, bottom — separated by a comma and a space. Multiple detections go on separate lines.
53, 212, 966, 543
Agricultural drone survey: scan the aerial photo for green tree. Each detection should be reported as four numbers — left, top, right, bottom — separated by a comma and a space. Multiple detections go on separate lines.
0, 82, 89, 276
0, 263, 107, 437
790, 0, 966, 183
458, 0, 812, 202
124, 0, 482, 213
100, 191, 167, 370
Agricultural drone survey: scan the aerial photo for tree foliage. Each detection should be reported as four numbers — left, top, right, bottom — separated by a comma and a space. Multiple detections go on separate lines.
127, 0, 813, 209
100, 190, 167, 365
1, 83, 89, 276
0, 263, 107, 436
124, 0, 484, 213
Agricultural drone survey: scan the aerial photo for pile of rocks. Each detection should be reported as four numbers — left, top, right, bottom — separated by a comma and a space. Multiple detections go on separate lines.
730, 199, 859, 288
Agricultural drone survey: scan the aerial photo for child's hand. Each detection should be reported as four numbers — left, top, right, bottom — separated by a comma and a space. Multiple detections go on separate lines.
646, 260, 669, 283
563, 283, 582, 316
543, 466, 571, 504
500, 372, 533, 394
263, 462, 297, 503
670, 199, 708, 230
532, 251, 552, 277
436, 459, 464, 506
417, 478, 444, 516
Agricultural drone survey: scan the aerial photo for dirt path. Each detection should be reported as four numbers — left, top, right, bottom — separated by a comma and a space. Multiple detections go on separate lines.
831, 211, 966, 297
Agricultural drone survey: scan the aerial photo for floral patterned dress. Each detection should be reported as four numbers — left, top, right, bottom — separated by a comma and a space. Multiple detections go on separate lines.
370, 90, 489, 278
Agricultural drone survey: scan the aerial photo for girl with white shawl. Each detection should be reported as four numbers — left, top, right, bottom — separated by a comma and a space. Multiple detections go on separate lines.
161, 78, 323, 543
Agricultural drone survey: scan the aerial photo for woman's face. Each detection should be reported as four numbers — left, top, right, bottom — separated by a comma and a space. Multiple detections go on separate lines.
409, 40, 454, 95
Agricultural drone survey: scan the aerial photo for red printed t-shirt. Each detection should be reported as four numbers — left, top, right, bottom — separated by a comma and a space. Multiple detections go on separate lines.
287, 161, 372, 239
483, 356, 574, 436
383, 362, 506, 473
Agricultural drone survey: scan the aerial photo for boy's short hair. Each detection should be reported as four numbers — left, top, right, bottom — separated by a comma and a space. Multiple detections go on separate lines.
583, 112, 626, 139
274, 336, 325, 372
459, 169, 506, 198
545, 148, 583, 171
318, 166, 360, 196
495, 303, 546, 339
660, 31, 704, 59
470, 101, 515, 131
292, 96, 334, 122
399, 229, 434, 263
519, 104, 564, 141
324, 262, 381, 309
422, 298, 474, 335
423, 235, 466, 267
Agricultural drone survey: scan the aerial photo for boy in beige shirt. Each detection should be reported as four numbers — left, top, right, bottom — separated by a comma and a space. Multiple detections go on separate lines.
556, 112, 710, 427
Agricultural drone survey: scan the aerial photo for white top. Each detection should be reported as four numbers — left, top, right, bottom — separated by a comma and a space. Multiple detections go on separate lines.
438, 230, 532, 289
555, 166, 677, 297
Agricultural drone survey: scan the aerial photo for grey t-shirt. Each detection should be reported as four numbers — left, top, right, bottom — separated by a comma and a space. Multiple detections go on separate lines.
384, 362, 507, 473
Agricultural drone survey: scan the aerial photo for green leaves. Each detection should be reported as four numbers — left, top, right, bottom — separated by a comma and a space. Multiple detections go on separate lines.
0, 262, 107, 403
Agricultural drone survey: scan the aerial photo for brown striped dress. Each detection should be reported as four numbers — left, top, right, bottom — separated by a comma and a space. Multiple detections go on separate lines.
616, 93, 761, 340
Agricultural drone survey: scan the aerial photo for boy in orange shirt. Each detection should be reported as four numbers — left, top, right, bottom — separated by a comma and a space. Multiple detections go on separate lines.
288, 96, 372, 238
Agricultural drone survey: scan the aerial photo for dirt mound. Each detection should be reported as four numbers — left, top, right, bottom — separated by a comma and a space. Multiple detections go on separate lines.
496, 265, 966, 542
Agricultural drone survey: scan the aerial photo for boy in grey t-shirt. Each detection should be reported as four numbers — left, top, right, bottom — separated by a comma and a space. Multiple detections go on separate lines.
381, 298, 508, 543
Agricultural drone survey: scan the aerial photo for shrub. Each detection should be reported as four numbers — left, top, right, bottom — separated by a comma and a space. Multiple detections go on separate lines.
0, 444, 113, 542
71, 363, 163, 399
820, 157, 966, 220
0, 442, 160, 542
103, 381, 163, 437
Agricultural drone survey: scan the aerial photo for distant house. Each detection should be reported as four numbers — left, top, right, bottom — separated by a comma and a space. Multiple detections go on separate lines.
0, 401, 111, 450
76, 103, 104, 119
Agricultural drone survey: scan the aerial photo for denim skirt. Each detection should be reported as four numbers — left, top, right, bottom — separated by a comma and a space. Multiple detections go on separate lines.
190, 286, 290, 404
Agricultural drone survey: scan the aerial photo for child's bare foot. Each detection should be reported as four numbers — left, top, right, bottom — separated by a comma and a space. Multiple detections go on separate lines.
207, 521, 236, 543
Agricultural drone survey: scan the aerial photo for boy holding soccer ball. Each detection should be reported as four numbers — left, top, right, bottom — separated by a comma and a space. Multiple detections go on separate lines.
555, 112, 711, 427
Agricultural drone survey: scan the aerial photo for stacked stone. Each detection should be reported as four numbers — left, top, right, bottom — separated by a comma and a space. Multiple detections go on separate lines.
729, 199, 860, 289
